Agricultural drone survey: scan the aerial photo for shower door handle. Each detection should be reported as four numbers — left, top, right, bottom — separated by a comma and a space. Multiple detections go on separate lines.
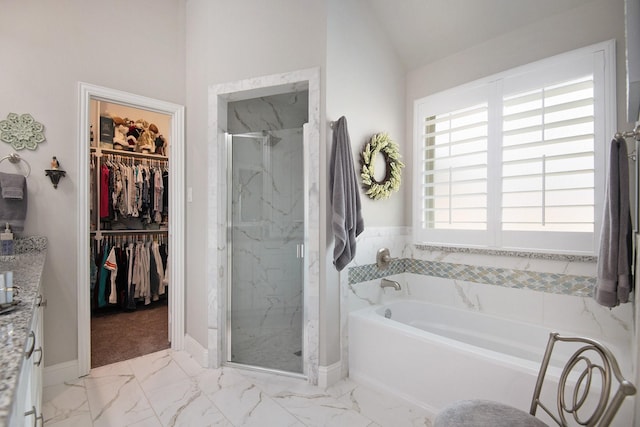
296, 243, 304, 259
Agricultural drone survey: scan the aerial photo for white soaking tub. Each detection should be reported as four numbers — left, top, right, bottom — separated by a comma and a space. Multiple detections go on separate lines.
347, 299, 633, 425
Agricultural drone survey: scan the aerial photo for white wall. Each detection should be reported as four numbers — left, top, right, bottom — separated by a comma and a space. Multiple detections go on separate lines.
406, 0, 632, 154
327, 0, 407, 227
184, 0, 327, 353
325, 0, 406, 365
184, 0, 212, 350
404, 0, 630, 240
0, 0, 185, 367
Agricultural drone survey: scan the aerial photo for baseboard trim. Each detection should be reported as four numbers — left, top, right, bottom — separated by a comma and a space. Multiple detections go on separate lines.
184, 334, 208, 368
318, 361, 343, 388
44, 359, 80, 387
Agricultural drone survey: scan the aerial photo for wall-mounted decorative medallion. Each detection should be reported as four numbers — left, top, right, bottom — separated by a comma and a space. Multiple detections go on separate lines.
0, 113, 45, 150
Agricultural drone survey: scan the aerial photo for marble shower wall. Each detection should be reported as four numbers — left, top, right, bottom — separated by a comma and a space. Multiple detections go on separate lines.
230, 128, 305, 373
229, 93, 307, 373
228, 91, 309, 134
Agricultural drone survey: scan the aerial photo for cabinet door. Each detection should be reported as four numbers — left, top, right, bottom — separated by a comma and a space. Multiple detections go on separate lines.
12, 327, 35, 427
30, 301, 44, 415
17, 298, 44, 427
10, 356, 30, 426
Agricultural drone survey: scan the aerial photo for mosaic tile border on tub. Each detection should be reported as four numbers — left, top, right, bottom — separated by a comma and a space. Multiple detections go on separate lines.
348, 259, 407, 284
414, 244, 596, 263
348, 258, 595, 297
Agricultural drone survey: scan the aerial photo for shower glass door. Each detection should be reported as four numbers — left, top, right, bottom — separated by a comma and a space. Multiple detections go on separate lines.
228, 128, 305, 375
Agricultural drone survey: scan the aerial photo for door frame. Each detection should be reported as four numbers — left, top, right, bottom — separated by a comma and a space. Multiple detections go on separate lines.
76, 82, 185, 376
209, 68, 320, 384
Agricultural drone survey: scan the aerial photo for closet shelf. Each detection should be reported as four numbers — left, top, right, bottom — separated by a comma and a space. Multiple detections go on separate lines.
91, 146, 168, 161
91, 229, 168, 234
91, 229, 168, 241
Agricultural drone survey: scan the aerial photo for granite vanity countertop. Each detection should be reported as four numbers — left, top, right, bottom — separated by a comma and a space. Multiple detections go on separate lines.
0, 236, 47, 427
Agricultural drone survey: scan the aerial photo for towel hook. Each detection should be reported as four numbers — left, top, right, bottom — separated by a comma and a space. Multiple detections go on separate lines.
0, 153, 31, 177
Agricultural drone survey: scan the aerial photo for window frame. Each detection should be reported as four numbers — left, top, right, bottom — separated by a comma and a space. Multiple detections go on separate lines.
412, 40, 616, 255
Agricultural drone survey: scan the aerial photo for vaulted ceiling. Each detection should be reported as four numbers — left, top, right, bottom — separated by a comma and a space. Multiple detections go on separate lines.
367, 0, 596, 69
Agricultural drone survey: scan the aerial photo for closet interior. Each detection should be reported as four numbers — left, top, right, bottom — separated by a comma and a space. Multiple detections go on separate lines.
89, 99, 171, 368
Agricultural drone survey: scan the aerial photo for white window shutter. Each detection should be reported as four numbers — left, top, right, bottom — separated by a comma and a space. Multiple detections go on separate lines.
501, 76, 595, 233
413, 41, 614, 254
422, 103, 489, 231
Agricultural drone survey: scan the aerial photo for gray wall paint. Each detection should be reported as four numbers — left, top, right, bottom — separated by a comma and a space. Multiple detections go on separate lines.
325, 0, 407, 365
0, 0, 186, 367
184, 0, 327, 356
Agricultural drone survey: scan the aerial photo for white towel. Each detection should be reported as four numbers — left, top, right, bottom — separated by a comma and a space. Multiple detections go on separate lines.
594, 139, 633, 307
329, 116, 364, 271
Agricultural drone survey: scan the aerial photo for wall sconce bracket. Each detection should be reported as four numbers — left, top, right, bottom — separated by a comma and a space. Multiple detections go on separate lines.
45, 169, 66, 189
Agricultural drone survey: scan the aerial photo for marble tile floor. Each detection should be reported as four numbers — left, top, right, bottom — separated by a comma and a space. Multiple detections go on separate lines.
43, 349, 434, 427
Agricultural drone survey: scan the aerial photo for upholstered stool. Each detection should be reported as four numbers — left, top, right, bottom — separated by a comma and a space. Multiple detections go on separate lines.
433, 333, 636, 427
434, 400, 548, 427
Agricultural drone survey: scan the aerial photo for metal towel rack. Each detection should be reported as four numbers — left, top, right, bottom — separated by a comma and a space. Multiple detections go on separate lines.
615, 125, 640, 159
0, 153, 31, 177
615, 125, 640, 142
615, 126, 640, 232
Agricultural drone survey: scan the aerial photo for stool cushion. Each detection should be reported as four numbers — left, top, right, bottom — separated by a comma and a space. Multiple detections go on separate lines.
434, 400, 548, 427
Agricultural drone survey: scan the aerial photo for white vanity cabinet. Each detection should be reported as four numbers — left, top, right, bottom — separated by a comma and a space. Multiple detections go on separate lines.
0, 240, 47, 427
9, 294, 45, 427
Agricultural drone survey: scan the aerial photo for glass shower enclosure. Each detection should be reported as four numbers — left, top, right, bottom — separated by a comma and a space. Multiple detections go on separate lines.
227, 128, 305, 375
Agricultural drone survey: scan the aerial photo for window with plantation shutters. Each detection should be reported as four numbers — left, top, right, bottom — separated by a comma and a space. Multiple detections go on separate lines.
413, 41, 615, 254
501, 76, 595, 233
422, 103, 489, 231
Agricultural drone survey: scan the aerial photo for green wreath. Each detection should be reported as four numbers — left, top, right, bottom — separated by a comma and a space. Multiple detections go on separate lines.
360, 132, 404, 200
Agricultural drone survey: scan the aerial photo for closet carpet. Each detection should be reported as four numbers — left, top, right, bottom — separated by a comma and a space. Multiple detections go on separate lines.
91, 299, 170, 368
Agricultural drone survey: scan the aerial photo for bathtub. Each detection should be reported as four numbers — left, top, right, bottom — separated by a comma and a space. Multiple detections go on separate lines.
348, 300, 634, 424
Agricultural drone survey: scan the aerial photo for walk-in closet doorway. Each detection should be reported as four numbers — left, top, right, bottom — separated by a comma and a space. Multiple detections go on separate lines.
77, 83, 185, 376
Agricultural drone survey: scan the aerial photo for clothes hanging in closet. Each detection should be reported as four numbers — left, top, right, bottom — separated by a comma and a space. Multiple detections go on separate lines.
93, 155, 167, 228
96, 241, 110, 308
100, 164, 111, 219
91, 237, 168, 310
